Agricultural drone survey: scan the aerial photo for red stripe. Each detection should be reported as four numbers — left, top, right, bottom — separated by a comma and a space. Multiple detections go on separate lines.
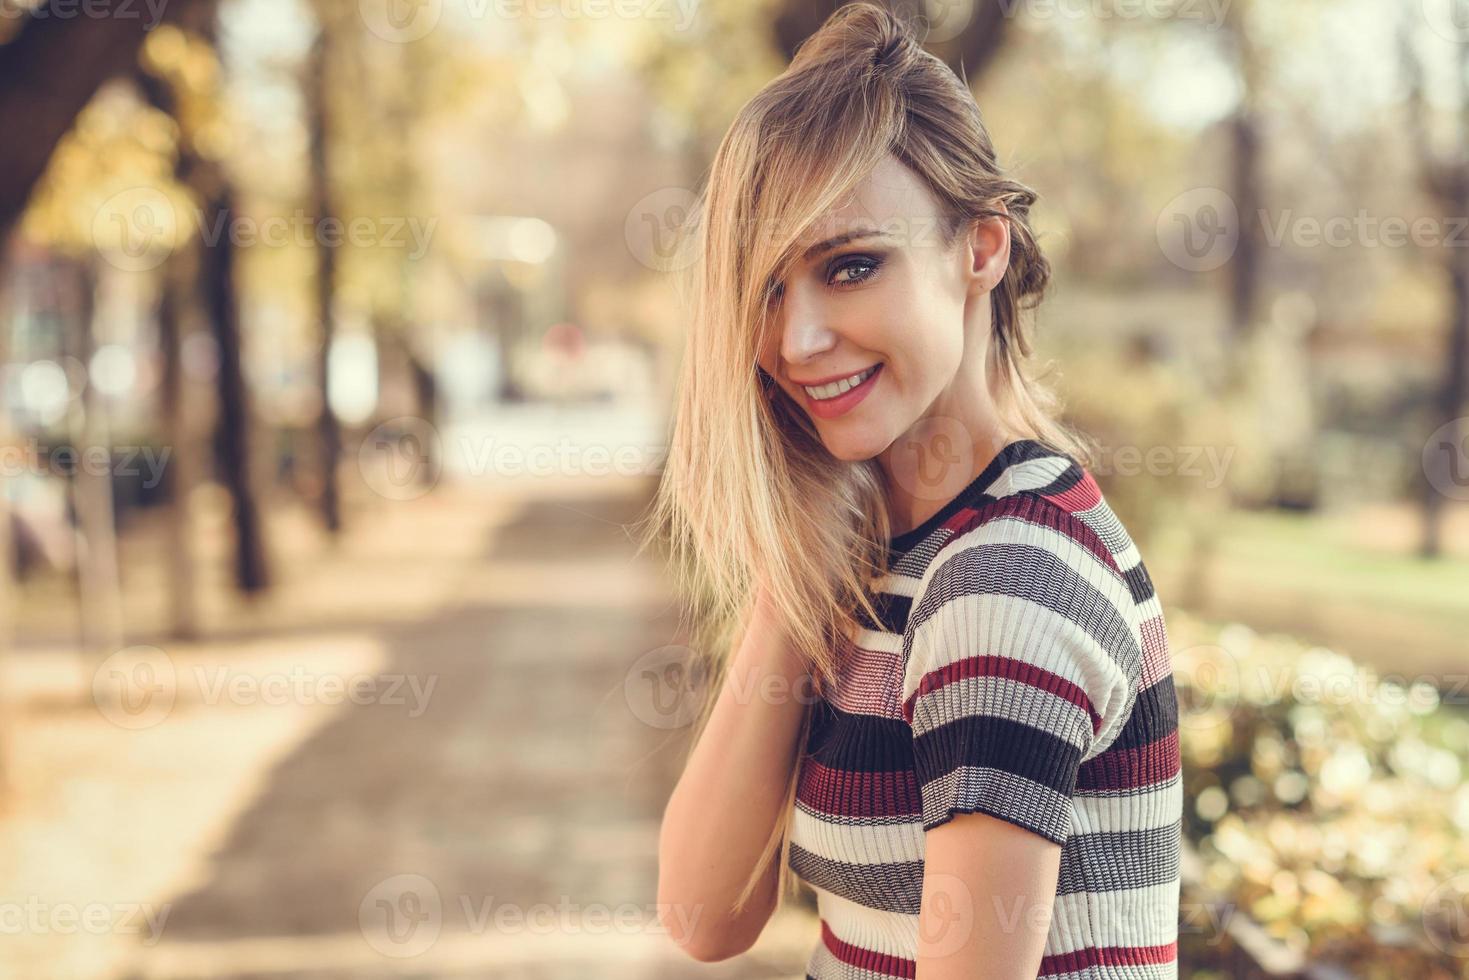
1077, 729, 1181, 791
1042, 469, 1103, 514
901, 653, 1101, 734
821, 919, 916, 979
797, 759, 922, 818
1040, 940, 1178, 975
821, 920, 1175, 978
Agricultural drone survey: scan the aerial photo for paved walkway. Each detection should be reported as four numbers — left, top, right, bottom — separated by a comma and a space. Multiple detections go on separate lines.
2, 472, 816, 978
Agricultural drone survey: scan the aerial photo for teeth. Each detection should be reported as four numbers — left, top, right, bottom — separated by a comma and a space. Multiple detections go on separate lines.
803, 365, 877, 400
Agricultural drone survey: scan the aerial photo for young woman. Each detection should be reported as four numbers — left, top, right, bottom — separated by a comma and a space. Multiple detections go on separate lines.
644, 4, 1182, 978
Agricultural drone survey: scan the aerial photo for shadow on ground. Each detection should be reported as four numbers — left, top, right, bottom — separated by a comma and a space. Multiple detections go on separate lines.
140, 489, 801, 978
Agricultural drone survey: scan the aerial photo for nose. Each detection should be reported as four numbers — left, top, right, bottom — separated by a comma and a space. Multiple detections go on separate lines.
777, 279, 837, 371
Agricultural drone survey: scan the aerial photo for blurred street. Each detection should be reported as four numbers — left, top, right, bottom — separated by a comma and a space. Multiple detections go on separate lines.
2, 461, 815, 979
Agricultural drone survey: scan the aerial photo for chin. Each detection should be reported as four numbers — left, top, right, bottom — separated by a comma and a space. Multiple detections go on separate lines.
819, 427, 890, 463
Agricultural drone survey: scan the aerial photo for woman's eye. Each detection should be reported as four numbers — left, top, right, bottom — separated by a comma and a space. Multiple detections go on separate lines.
829, 256, 881, 286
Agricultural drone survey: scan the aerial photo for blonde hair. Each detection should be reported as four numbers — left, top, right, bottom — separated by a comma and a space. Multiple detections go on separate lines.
635, 0, 1095, 924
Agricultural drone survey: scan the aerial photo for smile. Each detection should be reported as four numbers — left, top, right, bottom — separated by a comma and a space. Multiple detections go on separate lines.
799, 363, 882, 420
801, 364, 879, 400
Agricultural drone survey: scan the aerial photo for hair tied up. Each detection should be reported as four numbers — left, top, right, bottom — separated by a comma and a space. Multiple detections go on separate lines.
871, 32, 906, 72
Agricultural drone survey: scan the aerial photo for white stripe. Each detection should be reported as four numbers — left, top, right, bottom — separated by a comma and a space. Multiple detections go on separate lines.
1070, 497, 1140, 564
911, 672, 1094, 751
873, 571, 923, 597
853, 627, 902, 656
1070, 773, 1184, 835
941, 515, 1140, 635
815, 888, 920, 961
984, 455, 1074, 498
1047, 877, 1181, 953
1048, 956, 1178, 980
792, 805, 925, 865
905, 591, 1129, 721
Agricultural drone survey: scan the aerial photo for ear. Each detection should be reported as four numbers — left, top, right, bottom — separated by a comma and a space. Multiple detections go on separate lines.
962, 208, 1012, 296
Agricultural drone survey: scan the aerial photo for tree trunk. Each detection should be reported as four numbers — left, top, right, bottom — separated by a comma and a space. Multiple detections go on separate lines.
1421, 246, 1469, 558
136, 23, 270, 593
1402, 12, 1469, 558
306, 26, 343, 534
199, 184, 271, 592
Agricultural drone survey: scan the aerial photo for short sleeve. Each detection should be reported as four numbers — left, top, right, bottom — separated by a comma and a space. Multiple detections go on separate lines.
899, 499, 1143, 846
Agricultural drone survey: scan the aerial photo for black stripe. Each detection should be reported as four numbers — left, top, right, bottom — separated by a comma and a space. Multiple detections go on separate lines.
1056, 821, 1182, 896
808, 701, 915, 774
911, 713, 1084, 798
1103, 674, 1178, 753
788, 843, 924, 914
854, 589, 912, 634
1123, 561, 1157, 605
886, 438, 1066, 554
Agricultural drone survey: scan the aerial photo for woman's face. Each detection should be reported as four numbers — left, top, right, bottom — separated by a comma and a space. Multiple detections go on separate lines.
755, 154, 1011, 463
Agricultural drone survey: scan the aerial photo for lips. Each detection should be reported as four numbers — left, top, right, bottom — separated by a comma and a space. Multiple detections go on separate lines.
800, 362, 883, 420
799, 364, 880, 399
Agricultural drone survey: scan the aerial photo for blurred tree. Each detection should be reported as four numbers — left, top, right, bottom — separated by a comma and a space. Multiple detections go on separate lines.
0, 0, 196, 245
1401, 9, 1469, 560
304, 13, 343, 535
1219, 0, 1263, 348
137, 18, 272, 593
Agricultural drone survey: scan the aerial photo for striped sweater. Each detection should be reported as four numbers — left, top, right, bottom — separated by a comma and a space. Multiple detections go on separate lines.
789, 438, 1182, 979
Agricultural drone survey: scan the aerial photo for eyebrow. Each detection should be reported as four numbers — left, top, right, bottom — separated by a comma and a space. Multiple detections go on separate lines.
800, 228, 894, 263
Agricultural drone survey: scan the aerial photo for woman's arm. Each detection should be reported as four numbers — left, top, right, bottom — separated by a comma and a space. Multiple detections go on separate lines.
915, 812, 1062, 979
656, 586, 815, 962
